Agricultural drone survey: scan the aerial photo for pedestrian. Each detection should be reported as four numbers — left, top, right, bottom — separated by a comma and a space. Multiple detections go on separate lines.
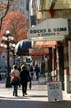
29, 65, 34, 89
10, 65, 20, 96
34, 64, 40, 80
20, 64, 29, 96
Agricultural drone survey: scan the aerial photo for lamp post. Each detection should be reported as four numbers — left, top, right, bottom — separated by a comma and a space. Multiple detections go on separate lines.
11, 45, 16, 65
1, 30, 15, 88
6, 33, 10, 88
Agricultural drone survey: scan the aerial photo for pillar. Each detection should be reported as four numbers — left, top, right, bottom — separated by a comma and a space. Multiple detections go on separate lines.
48, 48, 52, 81
64, 40, 70, 93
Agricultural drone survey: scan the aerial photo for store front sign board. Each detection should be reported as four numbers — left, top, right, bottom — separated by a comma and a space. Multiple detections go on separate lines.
28, 18, 69, 41
47, 81, 63, 102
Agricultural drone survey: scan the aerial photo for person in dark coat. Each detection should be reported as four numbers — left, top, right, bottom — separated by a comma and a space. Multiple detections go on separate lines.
29, 65, 34, 89
35, 64, 40, 80
20, 64, 29, 96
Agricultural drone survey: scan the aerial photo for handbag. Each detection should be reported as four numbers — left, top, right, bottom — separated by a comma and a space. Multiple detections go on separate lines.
11, 76, 20, 85
13, 76, 19, 81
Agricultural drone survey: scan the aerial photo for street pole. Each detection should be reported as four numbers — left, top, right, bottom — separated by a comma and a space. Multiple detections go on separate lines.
13, 50, 15, 65
1, 30, 15, 88
6, 37, 11, 88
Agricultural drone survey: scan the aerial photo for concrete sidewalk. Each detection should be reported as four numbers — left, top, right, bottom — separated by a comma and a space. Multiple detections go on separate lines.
0, 78, 71, 108
62, 91, 71, 101
0, 77, 48, 101
0, 78, 71, 101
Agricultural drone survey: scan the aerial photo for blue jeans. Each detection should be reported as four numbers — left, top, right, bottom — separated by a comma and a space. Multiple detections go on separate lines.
13, 85, 18, 96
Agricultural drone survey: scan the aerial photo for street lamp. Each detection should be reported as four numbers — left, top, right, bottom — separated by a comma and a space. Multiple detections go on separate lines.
1, 30, 15, 88
10, 44, 16, 65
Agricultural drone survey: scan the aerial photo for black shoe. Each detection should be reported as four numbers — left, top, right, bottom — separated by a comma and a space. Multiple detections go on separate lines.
15, 94, 18, 96
23, 94, 25, 96
25, 93, 27, 95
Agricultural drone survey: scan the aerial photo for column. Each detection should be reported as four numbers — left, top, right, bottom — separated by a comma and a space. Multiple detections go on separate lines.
64, 41, 69, 93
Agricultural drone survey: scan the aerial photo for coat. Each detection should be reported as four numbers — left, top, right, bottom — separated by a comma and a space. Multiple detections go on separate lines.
20, 68, 29, 85
11, 69, 20, 85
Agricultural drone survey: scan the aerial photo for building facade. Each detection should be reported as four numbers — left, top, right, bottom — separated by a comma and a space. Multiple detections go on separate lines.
29, 0, 71, 92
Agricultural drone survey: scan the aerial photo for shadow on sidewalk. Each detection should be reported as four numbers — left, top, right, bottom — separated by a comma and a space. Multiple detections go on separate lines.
0, 99, 71, 108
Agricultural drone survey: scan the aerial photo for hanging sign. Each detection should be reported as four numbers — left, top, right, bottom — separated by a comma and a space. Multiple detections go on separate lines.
28, 18, 69, 40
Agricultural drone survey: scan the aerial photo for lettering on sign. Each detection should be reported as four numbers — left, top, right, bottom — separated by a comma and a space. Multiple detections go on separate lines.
30, 27, 67, 36
48, 83, 60, 90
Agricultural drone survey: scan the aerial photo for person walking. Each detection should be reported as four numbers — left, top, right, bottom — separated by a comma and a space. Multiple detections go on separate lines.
11, 65, 20, 96
34, 64, 40, 80
29, 65, 34, 89
20, 64, 29, 96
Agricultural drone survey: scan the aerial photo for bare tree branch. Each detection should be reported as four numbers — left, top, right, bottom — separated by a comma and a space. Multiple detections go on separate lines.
0, 0, 14, 30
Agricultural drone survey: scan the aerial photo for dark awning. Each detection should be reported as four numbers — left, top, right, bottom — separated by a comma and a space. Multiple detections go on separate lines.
15, 40, 32, 56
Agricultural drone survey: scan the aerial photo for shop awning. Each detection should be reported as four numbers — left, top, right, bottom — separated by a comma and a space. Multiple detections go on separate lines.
29, 48, 49, 56
33, 41, 57, 48
15, 40, 32, 56
29, 51, 48, 56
